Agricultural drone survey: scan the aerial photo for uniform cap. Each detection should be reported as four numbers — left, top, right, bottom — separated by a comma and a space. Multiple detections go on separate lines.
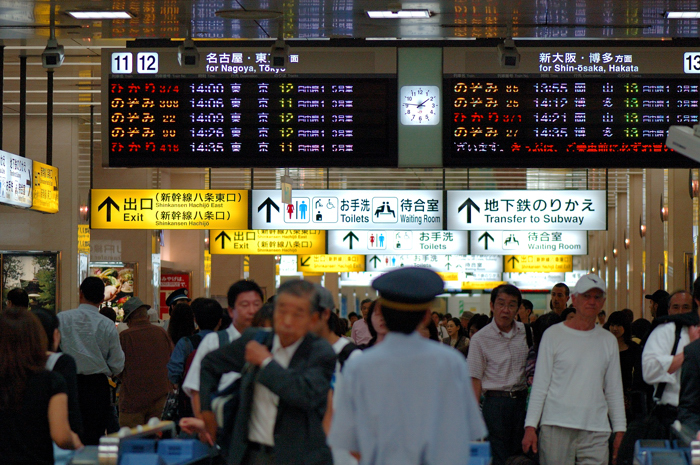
645, 289, 670, 304
166, 288, 190, 307
573, 273, 606, 295
372, 267, 444, 311
122, 296, 151, 322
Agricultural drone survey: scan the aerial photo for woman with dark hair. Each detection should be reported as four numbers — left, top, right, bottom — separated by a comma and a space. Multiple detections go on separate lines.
466, 314, 490, 339
0, 309, 82, 464
252, 302, 274, 328
605, 310, 646, 421
360, 301, 388, 349
167, 302, 195, 345
560, 306, 576, 321
442, 317, 469, 351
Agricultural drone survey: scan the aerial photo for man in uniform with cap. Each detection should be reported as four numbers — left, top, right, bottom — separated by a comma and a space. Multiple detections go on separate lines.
162, 287, 191, 331
523, 273, 626, 465
118, 296, 173, 427
328, 268, 487, 464
646, 289, 670, 319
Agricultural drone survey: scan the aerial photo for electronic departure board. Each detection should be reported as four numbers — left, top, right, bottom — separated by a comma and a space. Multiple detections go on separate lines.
107, 76, 398, 168
443, 77, 700, 168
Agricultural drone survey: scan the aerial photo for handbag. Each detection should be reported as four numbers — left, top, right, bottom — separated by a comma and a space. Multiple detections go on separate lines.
161, 388, 180, 422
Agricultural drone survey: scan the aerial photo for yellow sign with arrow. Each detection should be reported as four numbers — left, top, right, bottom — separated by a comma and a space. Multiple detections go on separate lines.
504, 255, 573, 273
91, 189, 248, 230
210, 230, 325, 255
297, 255, 365, 273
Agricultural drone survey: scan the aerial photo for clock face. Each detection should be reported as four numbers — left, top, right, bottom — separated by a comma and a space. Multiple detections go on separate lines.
400, 86, 440, 125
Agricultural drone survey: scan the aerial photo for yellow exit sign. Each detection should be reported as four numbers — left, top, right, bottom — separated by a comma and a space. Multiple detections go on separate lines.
504, 255, 573, 273
297, 255, 365, 273
210, 230, 325, 255
461, 281, 507, 290
91, 189, 248, 230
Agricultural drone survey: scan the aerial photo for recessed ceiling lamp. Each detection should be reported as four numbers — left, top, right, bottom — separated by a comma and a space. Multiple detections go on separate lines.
67, 11, 134, 19
665, 11, 700, 19
367, 9, 431, 19
216, 9, 283, 20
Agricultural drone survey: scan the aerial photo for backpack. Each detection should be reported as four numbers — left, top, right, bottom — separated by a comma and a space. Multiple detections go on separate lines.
337, 341, 358, 370
175, 333, 205, 421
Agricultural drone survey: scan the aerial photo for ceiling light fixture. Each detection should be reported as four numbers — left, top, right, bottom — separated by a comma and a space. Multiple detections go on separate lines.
366, 10, 431, 19
665, 11, 700, 19
67, 11, 134, 19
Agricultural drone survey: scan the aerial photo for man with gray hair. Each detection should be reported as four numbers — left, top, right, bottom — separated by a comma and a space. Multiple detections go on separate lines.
523, 274, 626, 465
200, 279, 336, 465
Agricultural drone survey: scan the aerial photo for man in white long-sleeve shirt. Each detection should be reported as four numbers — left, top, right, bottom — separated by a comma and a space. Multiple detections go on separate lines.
522, 274, 626, 465
642, 291, 699, 412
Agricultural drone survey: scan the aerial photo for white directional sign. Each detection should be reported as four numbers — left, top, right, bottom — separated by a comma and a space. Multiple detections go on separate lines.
366, 254, 502, 277
328, 230, 468, 255
0, 150, 32, 208
447, 190, 606, 231
252, 190, 443, 230
471, 230, 588, 255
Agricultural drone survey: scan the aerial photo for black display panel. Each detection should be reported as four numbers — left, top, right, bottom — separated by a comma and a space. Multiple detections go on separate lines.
443, 77, 700, 167
107, 76, 398, 167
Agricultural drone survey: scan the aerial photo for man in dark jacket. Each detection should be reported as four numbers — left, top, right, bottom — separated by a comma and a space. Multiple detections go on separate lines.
200, 279, 336, 465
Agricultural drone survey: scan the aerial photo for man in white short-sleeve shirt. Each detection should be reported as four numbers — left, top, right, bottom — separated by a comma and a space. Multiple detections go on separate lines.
182, 280, 263, 416
523, 274, 626, 465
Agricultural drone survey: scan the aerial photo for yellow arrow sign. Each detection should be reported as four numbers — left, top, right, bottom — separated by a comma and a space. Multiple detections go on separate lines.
210, 230, 325, 255
461, 281, 507, 290
91, 189, 247, 230
297, 255, 365, 273
504, 255, 573, 273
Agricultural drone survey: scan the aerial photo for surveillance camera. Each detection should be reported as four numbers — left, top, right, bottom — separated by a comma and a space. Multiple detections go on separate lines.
497, 39, 520, 69
178, 38, 199, 67
42, 38, 64, 69
270, 39, 289, 68
666, 125, 700, 163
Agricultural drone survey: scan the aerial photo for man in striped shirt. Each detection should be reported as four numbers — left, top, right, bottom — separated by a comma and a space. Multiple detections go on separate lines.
467, 284, 529, 465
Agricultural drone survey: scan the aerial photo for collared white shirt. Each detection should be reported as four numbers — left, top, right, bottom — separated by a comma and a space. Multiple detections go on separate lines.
248, 334, 303, 446
57, 303, 125, 376
182, 323, 241, 397
642, 322, 690, 406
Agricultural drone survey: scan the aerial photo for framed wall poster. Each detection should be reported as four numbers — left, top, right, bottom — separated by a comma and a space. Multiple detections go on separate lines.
88, 262, 137, 321
1, 251, 60, 312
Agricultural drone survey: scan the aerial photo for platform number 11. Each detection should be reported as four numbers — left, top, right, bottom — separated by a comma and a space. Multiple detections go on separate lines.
684, 52, 700, 74
111, 52, 132, 74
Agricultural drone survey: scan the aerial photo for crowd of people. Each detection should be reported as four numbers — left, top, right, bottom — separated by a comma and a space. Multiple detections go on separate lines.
5, 269, 700, 465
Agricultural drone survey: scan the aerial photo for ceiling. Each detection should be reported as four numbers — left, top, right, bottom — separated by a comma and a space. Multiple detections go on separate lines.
1, 0, 699, 41
0, 1, 690, 197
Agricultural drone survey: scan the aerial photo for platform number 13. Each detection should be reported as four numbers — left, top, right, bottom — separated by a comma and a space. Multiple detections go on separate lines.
684, 52, 700, 74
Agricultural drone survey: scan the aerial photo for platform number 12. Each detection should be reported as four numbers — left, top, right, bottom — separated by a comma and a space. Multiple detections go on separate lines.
137, 52, 159, 74
111, 52, 132, 74
684, 52, 700, 74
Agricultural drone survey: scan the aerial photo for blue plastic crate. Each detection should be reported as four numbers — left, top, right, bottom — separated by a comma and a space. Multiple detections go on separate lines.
156, 439, 211, 465
120, 453, 167, 465
469, 441, 491, 459
646, 450, 688, 465
120, 439, 157, 455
